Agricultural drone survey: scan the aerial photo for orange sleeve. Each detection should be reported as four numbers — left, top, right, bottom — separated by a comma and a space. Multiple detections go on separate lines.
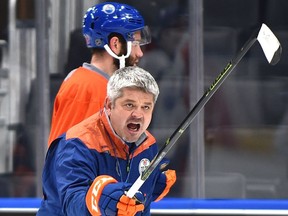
154, 169, 176, 202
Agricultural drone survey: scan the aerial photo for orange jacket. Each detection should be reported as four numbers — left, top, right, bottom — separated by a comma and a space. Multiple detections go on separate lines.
48, 64, 109, 146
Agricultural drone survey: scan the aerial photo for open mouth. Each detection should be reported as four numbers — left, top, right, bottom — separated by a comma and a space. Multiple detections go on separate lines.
127, 123, 140, 132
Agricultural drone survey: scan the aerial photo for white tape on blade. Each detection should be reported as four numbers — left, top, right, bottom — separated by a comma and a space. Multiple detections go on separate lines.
257, 23, 280, 63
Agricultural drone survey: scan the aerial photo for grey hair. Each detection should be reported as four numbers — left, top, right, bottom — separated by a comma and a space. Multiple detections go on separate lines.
107, 66, 159, 104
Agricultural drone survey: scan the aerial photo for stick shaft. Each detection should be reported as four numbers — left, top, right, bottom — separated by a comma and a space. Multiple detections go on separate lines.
127, 32, 258, 198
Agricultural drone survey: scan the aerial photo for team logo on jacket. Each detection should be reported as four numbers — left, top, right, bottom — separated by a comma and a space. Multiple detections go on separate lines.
139, 158, 150, 174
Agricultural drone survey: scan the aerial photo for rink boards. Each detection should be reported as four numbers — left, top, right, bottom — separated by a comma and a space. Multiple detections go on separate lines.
0, 198, 288, 215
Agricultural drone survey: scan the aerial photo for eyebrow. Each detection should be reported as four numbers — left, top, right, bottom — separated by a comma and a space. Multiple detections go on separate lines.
123, 99, 153, 106
133, 32, 141, 40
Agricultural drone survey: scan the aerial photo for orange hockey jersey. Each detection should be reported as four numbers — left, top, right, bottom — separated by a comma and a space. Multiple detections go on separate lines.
48, 63, 110, 146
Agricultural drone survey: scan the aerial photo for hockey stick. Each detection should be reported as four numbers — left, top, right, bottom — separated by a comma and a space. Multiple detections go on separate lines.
126, 23, 282, 198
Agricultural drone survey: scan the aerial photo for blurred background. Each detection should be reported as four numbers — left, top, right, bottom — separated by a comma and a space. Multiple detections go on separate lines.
0, 0, 288, 200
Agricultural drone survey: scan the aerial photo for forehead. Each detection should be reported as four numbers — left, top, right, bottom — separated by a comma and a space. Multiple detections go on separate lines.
118, 87, 154, 102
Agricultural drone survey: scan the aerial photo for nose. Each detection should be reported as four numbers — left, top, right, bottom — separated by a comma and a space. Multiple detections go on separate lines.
135, 45, 143, 58
131, 108, 143, 118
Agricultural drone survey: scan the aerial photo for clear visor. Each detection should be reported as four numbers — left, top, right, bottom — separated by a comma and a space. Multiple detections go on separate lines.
129, 26, 151, 46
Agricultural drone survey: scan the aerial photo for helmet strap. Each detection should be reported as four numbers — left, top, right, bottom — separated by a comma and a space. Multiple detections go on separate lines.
104, 41, 132, 68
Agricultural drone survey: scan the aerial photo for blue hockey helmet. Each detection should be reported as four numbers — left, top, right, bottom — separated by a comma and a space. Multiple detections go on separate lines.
82, 2, 151, 48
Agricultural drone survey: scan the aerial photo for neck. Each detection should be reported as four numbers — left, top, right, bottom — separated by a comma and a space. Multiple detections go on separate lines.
90, 53, 117, 77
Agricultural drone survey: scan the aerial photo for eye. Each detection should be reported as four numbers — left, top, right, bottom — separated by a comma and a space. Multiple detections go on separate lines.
143, 105, 151, 110
132, 41, 140, 47
125, 103, 134, 109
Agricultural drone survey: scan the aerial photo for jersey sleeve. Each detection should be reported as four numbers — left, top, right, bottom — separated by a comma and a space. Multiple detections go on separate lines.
54, 138, 98, 215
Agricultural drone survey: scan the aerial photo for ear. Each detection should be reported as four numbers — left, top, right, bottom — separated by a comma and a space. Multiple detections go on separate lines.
105, 97, 112, 115
109, 36, 121, 55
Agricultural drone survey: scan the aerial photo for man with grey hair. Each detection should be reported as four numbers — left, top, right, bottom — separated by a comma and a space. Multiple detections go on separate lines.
37, 66, 176, 216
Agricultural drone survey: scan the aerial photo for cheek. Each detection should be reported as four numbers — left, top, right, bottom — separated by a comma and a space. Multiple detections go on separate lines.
144, 113, 153, 124
111, 109, 126, 120
130, 47, 138, 56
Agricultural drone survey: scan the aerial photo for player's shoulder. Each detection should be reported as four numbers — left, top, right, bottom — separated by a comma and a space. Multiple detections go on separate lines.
66, 66, 108, 85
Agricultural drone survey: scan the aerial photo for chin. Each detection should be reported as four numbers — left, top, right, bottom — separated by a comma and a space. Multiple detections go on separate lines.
123, 136, 138, 143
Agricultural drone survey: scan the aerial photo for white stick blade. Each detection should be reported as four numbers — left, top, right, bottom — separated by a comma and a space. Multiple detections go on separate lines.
257, 23, 282, 65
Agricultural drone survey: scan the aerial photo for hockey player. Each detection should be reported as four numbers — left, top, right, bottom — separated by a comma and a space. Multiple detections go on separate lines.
48, 2, 151, 145
37, 66, 176, 215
